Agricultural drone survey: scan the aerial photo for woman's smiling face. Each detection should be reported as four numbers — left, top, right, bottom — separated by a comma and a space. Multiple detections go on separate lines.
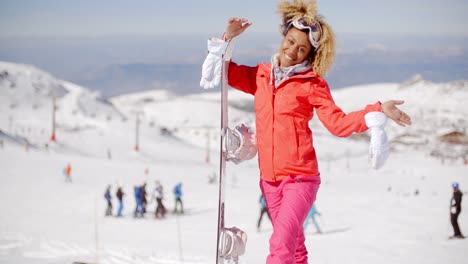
278, 27, 313, 67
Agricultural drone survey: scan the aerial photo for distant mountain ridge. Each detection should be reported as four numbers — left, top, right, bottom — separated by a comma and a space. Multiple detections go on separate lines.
1, 34, 466, 98
74, 49, 468, 97
78, 63, 202, 97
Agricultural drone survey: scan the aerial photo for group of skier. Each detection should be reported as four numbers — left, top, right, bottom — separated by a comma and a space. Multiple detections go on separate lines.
104, 181, 184, 219
104, 184, 126, 217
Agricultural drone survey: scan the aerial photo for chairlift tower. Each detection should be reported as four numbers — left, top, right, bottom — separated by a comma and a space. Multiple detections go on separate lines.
50, 96, 56, 142
134, 113, 140, 151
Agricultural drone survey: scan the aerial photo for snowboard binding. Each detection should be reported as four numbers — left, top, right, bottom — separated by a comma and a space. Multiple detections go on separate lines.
218, 226, 248, 263
223, 124, 257, 164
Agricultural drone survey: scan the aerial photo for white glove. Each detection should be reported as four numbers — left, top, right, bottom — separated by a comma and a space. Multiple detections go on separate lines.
200, 38, 228, 89
365, 112, 389, 169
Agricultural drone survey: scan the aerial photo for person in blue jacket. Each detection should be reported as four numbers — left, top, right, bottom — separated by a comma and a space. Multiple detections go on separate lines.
303, 204, 322, 234
173, 182, 184, 214
257, 194, 271, 231
134, 185, 144, 217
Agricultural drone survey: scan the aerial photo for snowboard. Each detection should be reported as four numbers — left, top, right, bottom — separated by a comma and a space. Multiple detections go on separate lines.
215, 39, 234, 264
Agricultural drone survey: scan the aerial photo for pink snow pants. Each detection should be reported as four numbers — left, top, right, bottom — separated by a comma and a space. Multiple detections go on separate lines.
260, 175, 321, 264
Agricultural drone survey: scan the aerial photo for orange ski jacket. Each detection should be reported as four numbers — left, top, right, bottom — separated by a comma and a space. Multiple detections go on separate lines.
228, 62, 382, 182
65, 165, 71, 176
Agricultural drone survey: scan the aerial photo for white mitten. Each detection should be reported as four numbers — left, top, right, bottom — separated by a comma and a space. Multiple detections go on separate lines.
200, 38, 228, 89
365, 112, 389, 169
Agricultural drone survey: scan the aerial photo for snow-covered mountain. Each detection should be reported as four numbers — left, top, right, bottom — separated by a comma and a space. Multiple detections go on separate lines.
0, 61, 257, 159
328, 74, 468, 161
110, 87, 255, 132
0, 61, 126, 152
0, 62, 258, 177
0, 61, 124, 120
1, 61, 467, 163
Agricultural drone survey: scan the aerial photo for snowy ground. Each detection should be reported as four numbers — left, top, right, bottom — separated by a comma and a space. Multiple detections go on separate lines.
0, 135, 467, 264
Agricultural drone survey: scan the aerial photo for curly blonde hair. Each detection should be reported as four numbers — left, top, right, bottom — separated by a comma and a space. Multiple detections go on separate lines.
277, 0, 336, 77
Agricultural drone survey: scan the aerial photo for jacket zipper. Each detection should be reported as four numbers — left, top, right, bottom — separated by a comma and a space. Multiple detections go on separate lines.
272, 88, 276, 182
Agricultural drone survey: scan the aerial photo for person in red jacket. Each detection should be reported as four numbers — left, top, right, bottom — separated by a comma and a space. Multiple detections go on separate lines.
64, 163, 72, 183
205, 0, 412, 263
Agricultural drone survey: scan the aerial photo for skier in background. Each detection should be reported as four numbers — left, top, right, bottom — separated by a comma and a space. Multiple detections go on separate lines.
173, 182, 184, 214
64, 163, 72, 183
141, 182, 148, 215
450, 182, 464, 239
134, 185, 144, 217
257, 194, 271, 232
104, 185, 112, 216
303, 204, 322, 234
203, 0, 412, 262
116, 185, 125, 217
153, 180, 167, 219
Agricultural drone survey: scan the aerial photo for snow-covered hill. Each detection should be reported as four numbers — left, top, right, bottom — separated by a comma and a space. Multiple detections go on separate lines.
0, 61, 124, 120
0, 61, 257, 156
2, 61, 466, 162
0, 61, 467, 264
0, 61, 127, 154
327, 74, 468, 162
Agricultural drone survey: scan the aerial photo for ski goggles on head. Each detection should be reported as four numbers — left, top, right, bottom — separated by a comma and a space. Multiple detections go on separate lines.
287, 17, 323, 49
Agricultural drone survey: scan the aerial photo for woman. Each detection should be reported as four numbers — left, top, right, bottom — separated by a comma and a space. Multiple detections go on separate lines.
204, 0, 412, 263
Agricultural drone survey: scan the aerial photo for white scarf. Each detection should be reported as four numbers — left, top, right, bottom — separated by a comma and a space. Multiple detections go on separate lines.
271, 53, 311, 88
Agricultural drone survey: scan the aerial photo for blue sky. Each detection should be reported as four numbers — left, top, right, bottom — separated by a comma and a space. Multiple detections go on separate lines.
1, 0, 467, 37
